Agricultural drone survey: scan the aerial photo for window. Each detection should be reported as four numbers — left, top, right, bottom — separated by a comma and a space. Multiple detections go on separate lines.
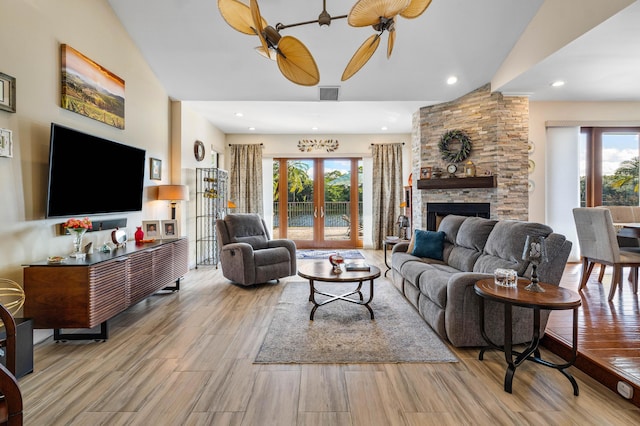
581, 127, 640, 207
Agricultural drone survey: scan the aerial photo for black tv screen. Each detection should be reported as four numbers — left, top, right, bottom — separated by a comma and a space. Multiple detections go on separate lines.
46, 123, 146, 218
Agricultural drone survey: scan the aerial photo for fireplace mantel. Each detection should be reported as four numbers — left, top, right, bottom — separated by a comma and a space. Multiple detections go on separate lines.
417, 176, 497, 190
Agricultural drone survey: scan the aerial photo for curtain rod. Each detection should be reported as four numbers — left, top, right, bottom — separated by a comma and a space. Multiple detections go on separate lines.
370, 142, 405, 145
229, 143, 264, 146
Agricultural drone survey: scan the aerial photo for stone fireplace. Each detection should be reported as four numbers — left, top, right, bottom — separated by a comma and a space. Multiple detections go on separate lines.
411, 84, 529, 230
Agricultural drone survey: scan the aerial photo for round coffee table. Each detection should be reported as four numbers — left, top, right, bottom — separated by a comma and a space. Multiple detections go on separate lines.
298, 261, 381, 320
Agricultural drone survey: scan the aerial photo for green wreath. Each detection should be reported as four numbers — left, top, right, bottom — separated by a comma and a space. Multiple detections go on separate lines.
439, 130, 472, 163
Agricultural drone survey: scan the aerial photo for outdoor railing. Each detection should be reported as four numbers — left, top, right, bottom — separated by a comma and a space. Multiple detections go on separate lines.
273, 201, 363, 227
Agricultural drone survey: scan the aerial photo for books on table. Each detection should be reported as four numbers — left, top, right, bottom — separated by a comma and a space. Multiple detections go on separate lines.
345, 262, 371, 271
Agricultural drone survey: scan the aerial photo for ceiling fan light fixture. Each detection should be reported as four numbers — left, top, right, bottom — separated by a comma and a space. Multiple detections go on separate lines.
318, 9, 331, 27
255, 45, 278, 60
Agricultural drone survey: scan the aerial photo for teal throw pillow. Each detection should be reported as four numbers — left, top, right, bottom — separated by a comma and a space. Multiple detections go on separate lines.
411, 230, 445, 260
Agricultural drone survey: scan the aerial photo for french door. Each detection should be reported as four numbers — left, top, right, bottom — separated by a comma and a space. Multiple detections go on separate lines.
273, 158, 362, 249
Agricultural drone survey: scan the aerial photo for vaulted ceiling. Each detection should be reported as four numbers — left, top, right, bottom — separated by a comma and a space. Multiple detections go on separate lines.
108, 0, 640, 134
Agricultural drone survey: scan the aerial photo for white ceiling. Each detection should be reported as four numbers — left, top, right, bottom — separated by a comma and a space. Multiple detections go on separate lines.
107, 0, 640, 134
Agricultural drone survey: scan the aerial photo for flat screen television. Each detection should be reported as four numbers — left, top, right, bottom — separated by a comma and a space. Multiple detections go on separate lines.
46, 123, 146, 218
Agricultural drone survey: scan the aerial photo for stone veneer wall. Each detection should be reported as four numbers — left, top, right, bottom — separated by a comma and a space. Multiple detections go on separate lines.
412, 84, 529, 229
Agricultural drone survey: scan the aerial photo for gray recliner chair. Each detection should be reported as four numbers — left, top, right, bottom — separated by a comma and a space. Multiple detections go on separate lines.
216, 213, 297, 286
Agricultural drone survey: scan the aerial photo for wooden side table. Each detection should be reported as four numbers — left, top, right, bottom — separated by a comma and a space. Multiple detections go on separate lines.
474, 278, 582, 395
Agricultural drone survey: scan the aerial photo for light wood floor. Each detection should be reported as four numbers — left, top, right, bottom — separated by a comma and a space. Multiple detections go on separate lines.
19, 250, 640, 425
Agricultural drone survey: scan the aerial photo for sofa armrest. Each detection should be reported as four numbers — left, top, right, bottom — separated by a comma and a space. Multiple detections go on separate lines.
392, 241, 409, 254
220, 242, 256, 284
268, 239, 297, 271
445, 272, 499, 347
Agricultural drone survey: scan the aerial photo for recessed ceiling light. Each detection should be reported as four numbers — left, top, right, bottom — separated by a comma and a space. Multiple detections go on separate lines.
551, 80, 565, 87
234, 112, 243, 117
381, 126, 388, 131
447, 76, 458, 85
248, 127, 255, 131
311, 126, 318, 131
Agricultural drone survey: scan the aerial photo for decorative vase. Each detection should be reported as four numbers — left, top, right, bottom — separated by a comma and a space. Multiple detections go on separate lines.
329, 253, 344, 274
135, 226, 144, 243
69, 228, 88, 258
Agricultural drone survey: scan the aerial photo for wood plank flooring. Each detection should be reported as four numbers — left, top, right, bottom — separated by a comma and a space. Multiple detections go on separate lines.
543, 262, 640, 408
19, 251, 640, 425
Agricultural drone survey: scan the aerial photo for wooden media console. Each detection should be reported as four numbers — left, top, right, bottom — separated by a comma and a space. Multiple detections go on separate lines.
23, 238, 188, 341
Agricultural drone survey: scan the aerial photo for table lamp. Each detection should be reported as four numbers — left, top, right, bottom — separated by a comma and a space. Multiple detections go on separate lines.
522, 235, 548, 292
157, 185, 189, 219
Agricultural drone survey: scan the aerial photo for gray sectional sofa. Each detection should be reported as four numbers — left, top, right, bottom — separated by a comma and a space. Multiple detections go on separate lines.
391, 215, 572, 347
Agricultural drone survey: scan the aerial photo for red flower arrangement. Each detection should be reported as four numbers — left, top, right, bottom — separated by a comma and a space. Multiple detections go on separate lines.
63, 217, 93, 230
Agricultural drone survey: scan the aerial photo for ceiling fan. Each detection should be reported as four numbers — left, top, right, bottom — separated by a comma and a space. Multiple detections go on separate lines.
219, 0, 345, 86
342, 0, 432, 81
218, 0, 431, 85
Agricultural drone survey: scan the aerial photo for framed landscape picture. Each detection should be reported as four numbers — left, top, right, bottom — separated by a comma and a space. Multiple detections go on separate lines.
60, 44, 125, 129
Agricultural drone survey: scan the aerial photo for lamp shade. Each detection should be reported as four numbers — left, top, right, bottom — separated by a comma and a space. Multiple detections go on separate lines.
157, 185, 189, 201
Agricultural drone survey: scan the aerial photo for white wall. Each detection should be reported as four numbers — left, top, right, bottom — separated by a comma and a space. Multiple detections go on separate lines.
172, 102, 227, 267
225, 133, 411, 248
0, 1, 170, 288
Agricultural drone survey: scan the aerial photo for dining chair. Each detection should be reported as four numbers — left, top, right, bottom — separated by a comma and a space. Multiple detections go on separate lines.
573, 207, 640, 300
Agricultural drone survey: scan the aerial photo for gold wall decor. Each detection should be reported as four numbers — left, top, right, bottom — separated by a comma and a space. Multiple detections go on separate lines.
297, 139, 339, 152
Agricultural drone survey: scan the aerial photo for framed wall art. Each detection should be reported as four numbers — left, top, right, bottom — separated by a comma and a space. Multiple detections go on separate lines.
60, 44, 125, 129
0, 72, 16, 113
0, 128, 13, 158
150, 158, 161, 180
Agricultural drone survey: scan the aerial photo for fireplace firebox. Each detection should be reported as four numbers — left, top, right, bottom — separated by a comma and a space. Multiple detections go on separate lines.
426, 203, 490, 231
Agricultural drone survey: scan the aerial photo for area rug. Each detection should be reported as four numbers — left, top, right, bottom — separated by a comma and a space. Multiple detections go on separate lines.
255, 281, 459, 363
296, 249, 365, 260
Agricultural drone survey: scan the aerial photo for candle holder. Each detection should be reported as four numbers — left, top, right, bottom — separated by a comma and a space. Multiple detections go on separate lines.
522, 235, 548, 292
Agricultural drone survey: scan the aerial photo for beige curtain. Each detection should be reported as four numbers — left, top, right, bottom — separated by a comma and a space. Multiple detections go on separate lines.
372, 143, 403, 249
229, 144, 263, 215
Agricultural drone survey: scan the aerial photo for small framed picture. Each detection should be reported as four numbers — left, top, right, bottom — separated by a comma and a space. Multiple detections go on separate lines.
161, 220, 178, 238
142, 220, 160, 238
150, 157, 161, 180
420, 166, 432, 179
0, 72, 16, 113
0, 128, 13, 158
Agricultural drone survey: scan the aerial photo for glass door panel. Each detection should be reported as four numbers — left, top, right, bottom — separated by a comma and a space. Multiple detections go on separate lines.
287, 159, 315, 243
601, 132, 639, 206
323, 159, 352, 241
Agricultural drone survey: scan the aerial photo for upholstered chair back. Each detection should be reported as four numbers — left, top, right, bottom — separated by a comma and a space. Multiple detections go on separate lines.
573, 207, 620, 263
218, 213, 270, 250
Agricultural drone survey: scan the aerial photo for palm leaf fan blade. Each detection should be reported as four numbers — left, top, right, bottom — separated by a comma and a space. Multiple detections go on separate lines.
276, 36, 320, 86
218, 0, 264, 35
341, 34, 381, 81
400, 0, 432, 19
387, 28, 396, 58
348, 0, 411, 27
250, 0, 269, 54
